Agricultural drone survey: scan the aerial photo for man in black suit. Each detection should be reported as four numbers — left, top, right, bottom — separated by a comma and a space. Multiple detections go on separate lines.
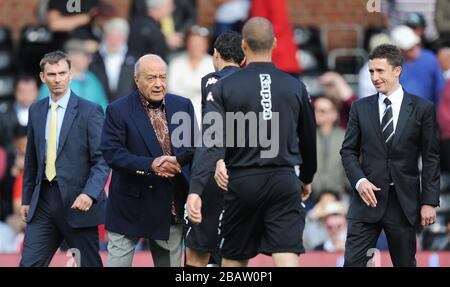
340, 44, 440, 267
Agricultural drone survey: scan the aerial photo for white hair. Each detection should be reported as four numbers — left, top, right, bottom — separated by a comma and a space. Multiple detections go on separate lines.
146, 0, 167, 9
103, 17, 129, 37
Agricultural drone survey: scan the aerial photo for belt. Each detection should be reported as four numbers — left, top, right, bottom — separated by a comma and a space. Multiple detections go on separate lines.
42, 179, 58, 187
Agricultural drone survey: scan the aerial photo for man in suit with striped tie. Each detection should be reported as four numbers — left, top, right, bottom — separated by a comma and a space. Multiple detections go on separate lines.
340, 44, 440, 267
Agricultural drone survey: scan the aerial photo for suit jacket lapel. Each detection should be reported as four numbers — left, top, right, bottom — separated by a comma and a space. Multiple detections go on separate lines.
390, 91, 413, 152
368, 94, 388, 153
36, 99, 49, 163
57, 92, 78, 157
131, 92, 164, 156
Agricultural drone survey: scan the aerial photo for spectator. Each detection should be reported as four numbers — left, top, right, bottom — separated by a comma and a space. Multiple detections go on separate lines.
303, 191, 342, 250
311, 96, 349, 203
128, 0, 171, 60
0, 75, 38, 154
391, 25, 445, 107
382, 0, 438, 44
212, 0, 250, 36
319, 71, 357, 129
438, 47, 450, 80
404, 12, 438, 52
435, 0, 450, 47
0, 220, 21, 253
38, 39, 108, 111
90, 18, 137, 103
250, 0, 300, 75
11, 125, 28, 217
46, 0, 100, 50
168, 25, 214, 123
161, 0, 197, 52
438, 78, 450, 173
314, 201, 348, 253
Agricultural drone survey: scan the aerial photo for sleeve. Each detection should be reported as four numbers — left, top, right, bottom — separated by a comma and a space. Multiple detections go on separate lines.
22, 105, 38, 205
189, 81, 226, 196
420, 102, 440, 206
340, 101, 367, 189
297, 84, 317, 184
82, 105, 110, 201
100, 104, 155, 175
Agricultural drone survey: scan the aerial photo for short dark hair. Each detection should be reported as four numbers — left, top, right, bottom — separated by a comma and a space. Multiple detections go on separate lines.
14, 74, 37, 89
214, 31, 245, 65
369, 44, 403, 68
39, 50, 71, 72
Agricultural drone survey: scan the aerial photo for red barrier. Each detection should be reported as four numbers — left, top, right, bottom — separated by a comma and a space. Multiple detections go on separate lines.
1, 251, 449, 267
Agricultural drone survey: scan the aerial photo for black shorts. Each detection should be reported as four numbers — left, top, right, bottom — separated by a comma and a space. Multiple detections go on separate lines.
185, 175, 225, 253
219, 167, 306, 261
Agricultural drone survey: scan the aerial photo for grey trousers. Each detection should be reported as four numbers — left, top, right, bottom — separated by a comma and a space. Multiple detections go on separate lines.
107, 224, 183, 267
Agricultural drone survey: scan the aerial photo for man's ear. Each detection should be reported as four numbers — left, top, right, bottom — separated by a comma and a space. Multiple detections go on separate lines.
272, 37, 278, 50
241, 39, 247, 53
394, 65, 403, 77
134, 75, 139, 87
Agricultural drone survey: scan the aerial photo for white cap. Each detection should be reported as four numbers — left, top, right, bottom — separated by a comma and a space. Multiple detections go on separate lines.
390, 25, 420, 50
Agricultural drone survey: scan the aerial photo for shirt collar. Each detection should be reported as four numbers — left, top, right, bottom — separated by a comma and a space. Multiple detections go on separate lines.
139, 93, 165, 111
379, 85, 403, 106
49, 89, 71, 110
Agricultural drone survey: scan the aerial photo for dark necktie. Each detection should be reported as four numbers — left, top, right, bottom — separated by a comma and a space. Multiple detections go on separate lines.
381, 98, 394, 149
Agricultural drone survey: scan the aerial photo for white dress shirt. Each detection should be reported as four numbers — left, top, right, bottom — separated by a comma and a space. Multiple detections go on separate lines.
355, 85, 404, 191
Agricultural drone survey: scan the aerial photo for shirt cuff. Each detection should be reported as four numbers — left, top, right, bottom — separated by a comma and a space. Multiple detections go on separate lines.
355, 178, 368, 191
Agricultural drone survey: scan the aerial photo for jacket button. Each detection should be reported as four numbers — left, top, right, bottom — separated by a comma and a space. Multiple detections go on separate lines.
148, 185, 153, 190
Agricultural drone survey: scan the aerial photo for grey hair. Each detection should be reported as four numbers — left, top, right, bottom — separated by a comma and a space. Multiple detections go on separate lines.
103, 17, 129, 37
146, 0, 167, 9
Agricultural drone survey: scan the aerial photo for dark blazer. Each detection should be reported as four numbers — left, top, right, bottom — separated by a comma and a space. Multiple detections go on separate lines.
101, 91, 196, 239
22, 92, 109, 228
89, 51, 137, 103
340, 91, 440, 225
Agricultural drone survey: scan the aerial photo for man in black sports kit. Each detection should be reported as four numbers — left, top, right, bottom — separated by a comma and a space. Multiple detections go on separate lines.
187, 17, 317, 267
185, 31, 245, 267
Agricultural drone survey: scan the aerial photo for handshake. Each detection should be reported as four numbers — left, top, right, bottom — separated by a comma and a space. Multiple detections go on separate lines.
151, 155, 181, 178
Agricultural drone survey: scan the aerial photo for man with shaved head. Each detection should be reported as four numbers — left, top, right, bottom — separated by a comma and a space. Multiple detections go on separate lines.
101, 54, 196, 267
187, 17, 317, 267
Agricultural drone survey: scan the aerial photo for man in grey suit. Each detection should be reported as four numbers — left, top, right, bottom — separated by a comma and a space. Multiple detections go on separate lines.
20, 51, 110, 267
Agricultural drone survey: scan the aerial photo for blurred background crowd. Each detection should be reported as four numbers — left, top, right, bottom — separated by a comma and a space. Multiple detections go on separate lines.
0, 0, 450, 256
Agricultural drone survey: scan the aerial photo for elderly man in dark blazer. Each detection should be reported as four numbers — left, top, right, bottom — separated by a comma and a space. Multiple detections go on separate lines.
101, 54, 196, 267
20, 51, 109, 267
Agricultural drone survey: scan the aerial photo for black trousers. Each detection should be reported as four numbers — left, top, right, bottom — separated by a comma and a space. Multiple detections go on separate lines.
20, 181, 102, 267
344, 186, 417, 267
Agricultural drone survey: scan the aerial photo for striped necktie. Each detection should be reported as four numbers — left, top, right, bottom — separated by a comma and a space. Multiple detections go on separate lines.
381, 98, 394, 149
